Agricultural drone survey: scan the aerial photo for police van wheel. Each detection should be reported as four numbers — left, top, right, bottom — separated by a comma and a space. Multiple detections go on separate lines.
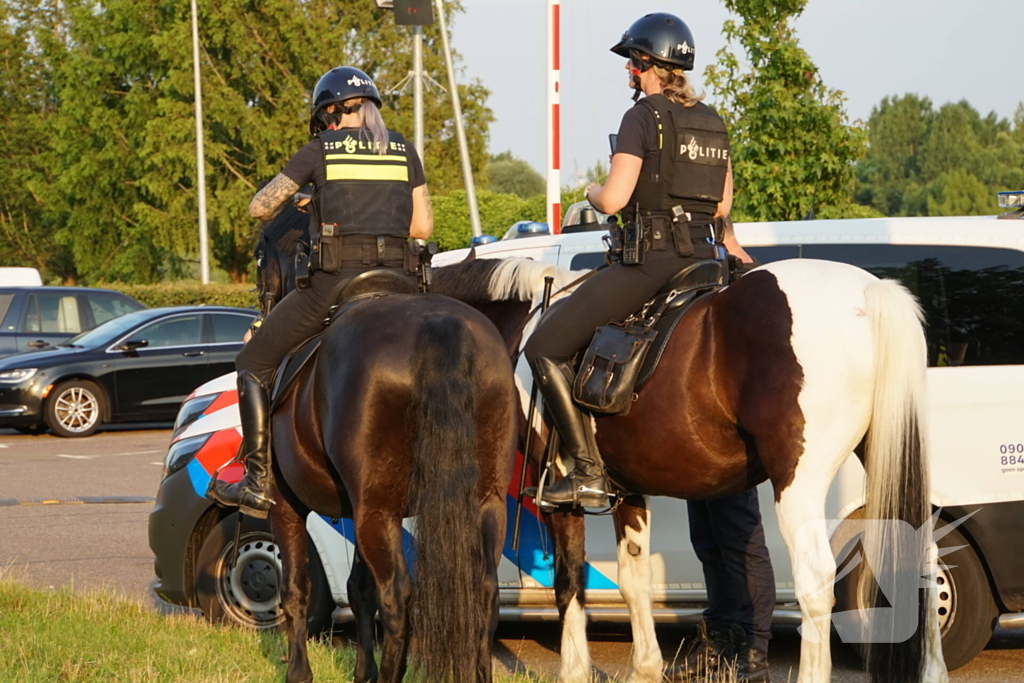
195, 513, 334, 634
834, 518, 998, 671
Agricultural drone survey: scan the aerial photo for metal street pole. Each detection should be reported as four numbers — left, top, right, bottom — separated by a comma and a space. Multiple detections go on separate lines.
434, 0, 482, 238
413, 25, 425, 158
546, 0, 561, 233
190, 0, 210, 284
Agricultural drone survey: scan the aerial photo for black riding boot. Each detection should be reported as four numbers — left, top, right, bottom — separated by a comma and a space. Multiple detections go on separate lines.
206, 371, 274, 519
530, 357, 610, 508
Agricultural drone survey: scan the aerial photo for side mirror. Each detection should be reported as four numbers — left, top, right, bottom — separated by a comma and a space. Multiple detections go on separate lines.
117, 339, 149, 352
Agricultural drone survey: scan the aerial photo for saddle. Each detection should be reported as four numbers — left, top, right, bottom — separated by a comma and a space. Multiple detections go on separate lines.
572, 260, 726, 416
270, 268, 418, 405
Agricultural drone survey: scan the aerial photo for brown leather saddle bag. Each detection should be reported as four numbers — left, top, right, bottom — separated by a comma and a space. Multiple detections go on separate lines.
572, 323, 657, 416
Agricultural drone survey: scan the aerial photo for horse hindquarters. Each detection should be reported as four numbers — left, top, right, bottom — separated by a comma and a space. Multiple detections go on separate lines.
408, 314, 488, 683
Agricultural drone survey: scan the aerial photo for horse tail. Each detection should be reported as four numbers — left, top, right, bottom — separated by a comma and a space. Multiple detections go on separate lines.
409, 313, 484, 682
862, 279, 931, 682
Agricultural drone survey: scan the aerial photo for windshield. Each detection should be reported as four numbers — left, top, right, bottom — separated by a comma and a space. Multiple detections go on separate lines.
61, 310, 156, 348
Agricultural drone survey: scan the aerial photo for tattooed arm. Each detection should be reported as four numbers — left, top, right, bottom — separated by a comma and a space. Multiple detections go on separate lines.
410, 184, 434, 240
249, 173, 301, 221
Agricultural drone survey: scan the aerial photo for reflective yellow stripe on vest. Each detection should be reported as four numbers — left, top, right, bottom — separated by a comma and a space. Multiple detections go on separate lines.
325, 151, 409, 182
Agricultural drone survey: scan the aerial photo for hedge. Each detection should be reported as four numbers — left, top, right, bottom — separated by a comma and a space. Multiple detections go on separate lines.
94, 282, 258, 310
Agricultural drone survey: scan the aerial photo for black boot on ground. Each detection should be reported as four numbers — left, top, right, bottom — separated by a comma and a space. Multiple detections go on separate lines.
206, 371, 274, 519
528, 357, 610, 509
734, 641, 771, 682
664, 619, 735, 682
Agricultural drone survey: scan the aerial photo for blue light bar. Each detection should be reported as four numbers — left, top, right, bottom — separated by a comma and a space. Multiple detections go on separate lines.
998, 191, 1024, 209
517, 221, 550, 235
471, 234, 498, 246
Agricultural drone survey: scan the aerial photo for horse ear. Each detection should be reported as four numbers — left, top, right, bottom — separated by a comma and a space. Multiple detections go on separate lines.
463, 247, 477, 262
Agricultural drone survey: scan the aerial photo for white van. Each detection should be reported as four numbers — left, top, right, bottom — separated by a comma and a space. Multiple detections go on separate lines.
153, 202, 1024, 670
0, 267, 43, 287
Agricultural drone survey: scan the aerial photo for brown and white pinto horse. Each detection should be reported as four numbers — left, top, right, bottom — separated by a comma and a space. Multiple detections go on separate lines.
433, 256, 948, 683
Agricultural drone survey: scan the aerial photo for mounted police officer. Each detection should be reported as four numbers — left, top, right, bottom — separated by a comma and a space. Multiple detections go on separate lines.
523, 13, 770, 681
207, 66, 433, 518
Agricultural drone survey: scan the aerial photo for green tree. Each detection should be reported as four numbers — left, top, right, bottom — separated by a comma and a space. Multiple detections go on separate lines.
0, 0, 76, 282
7, 0, 491, 283
854, 94, 934, 216
485, 151, 544, 198
704, 0, 866, 221
855, 95, 1024, 216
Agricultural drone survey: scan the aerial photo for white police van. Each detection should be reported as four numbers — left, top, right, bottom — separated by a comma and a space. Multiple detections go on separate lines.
152, 193, 1024, 671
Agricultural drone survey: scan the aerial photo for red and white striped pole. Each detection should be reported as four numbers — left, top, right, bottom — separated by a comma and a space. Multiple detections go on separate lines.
546, 0, 561, 233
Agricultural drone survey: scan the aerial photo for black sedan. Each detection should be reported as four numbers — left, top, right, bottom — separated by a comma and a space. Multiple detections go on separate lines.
0, 306, 257, 437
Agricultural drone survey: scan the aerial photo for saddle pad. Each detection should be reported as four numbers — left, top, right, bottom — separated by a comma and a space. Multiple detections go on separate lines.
271, 333, 323, 407
268, 292, 397, 407
634, 293, 708, 391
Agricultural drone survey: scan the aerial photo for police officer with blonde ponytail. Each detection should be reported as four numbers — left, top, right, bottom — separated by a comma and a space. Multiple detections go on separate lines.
207, 66, 432, 518
523, 14, 770, 682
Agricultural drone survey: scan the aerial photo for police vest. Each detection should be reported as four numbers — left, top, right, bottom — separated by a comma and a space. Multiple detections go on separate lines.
629, 95, 730, 216
312, 128, 414, 239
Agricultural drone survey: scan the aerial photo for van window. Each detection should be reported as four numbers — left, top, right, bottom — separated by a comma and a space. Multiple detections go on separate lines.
0, 294, 14, 328
802, 245, 1024, 367
88, 294, 140, 326
22, 294, 82, 334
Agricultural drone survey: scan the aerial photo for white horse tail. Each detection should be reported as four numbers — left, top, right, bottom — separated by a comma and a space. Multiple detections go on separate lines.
862, 279, 932, 682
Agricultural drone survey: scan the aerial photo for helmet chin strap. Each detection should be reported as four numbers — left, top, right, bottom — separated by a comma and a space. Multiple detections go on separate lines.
630, 70, 642, 102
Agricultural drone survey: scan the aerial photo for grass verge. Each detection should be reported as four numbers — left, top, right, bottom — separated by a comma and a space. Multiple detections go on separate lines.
0, 579, 551, 683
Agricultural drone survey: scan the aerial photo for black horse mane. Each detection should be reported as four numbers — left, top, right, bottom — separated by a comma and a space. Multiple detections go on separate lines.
256, 206, 309, 259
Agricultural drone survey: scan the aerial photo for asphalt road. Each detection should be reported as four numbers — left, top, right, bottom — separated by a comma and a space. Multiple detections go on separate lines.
2, 426, 1023, 681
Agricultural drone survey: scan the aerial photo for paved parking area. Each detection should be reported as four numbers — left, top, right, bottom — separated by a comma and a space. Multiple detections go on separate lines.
2, 425, 1022, 681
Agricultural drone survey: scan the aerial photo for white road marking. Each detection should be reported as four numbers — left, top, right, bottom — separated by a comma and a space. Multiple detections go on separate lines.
151, 462, 164, 466
56, 449, 163, 460
0, 444, 9, 448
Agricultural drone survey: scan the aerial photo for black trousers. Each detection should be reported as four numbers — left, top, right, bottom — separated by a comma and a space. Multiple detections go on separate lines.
236, 267, 384, 385
688, 488, 776, 653
523, 250, 694, 363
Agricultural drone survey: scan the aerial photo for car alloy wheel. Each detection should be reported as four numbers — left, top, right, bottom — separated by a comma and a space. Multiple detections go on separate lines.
44, 380, 105, 438
54, 387, 99, 433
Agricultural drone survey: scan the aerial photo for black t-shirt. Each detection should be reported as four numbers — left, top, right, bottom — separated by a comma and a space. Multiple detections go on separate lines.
281, 128, 427, 189
614, 105, 659, 163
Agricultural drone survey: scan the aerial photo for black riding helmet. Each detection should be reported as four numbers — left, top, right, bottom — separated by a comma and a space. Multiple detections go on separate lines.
308, 66, 383, 136
610, 12, 696, 72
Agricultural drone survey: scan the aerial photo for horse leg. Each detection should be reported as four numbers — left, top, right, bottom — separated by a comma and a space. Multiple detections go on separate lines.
271, 486, 315, 683
476, 492, 506, 683
776, 480, 835, 683
545, 507, 591, 683
355, 511, 411, 683
613, 495, 662, 683
347, 546, 380, 683
922, 540, 950, 682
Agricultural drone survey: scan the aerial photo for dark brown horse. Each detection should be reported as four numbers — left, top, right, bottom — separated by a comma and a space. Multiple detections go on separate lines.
255, 212, 518, 683
432, 255, 947, 683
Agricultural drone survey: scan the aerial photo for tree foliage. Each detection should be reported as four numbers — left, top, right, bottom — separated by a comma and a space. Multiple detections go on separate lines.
855, 96, 1024, 216
704, 0, 866, 221
2, 0, 491, 284
485, 151, 544, 199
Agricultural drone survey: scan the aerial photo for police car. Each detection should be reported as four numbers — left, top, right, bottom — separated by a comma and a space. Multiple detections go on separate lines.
149, 192, 1024, 670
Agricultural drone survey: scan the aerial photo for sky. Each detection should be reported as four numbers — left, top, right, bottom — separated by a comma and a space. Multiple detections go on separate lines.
444, 0, 1023, 185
